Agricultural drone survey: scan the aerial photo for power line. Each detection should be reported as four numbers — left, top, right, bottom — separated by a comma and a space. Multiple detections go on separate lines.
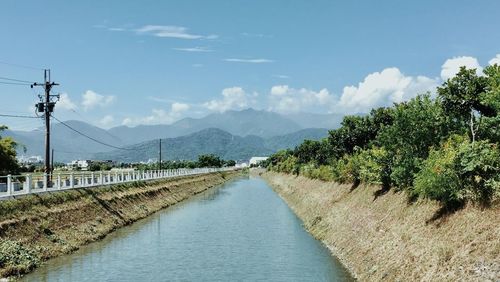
0, 81, 32, 86
0, 60, 44, 71
0, 113, 39, 119
51, 115, 134, 151
0, 76, 35, 84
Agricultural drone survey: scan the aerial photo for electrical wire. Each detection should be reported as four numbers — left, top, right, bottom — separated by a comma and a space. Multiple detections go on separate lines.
0, 76, 35, 84
0, 113, 39, 119
51, 115, 134, 151
0, 60, 44, 71
0, 81, 32, 86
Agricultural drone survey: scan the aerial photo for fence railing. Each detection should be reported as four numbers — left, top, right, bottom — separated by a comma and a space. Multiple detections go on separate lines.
0, 167, 235, 199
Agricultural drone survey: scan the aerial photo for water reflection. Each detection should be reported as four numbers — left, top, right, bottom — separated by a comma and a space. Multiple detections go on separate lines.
23, 177, 353, 282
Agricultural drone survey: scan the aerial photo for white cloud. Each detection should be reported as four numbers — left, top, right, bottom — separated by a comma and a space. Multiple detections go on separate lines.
338, 67, 438, 114
135, 25, 217, 40
81, 90, 115, 111
192, 63, 204, 68
273, 74, 290, 79
241, 32, 273, 38
203, 87, 253, 113
99, 115, 114, 127
268, 85, 335, 114
122, 117, 134, 127
108, 27, 125, 32
489, 54, 500, 66
57, 93, 77, 110
173, 46, 213, 52
224, 58, 274, 63
270, 85, 289, 96
441, 56, 483, 80
171, 102, 190, 113
122, 102, 190, 126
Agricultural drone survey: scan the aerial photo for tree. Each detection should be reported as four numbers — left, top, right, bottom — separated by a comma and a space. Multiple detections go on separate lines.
377, 94, 456, 188
197, 154, 224, 168
294, 140, 321, 164
327, 108, 394, 160
478, 64, 500, 144
225, 160, 236, 167
0, 126, 20, 176
437, 66, 496, 142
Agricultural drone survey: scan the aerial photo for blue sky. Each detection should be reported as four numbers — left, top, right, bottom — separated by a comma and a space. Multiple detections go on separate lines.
1, 0, 499, 130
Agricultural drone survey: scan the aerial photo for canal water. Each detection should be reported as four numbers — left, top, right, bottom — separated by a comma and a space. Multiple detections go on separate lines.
22, 176, 353, 282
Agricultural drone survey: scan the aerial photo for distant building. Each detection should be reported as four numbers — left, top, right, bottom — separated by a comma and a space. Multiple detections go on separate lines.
249, 157, 268, 166
17, 155, 43, 164
236, 162, 248, 168
68, 160, 91, 170
67, 160, 114, 171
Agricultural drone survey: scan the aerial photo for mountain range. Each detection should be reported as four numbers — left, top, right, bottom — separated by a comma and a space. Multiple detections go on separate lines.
94, 128, 330, 163
4, 108, 339, 162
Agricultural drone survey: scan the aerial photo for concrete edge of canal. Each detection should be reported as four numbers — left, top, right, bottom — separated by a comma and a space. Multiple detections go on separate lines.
0, 170, 242, 279
259, 170, 500, 282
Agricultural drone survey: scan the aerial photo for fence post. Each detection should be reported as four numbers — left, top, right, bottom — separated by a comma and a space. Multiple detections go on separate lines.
57, 174, 61, 190
91, 172, 95, 186
26, 174, 32, 194
7, 174, 12, 196
43, 173, 48, 191
70, 173, 74, 188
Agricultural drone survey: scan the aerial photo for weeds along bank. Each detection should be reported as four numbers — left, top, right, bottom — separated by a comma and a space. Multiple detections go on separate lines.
0, 171, 240, 278
261, 171, 499, 281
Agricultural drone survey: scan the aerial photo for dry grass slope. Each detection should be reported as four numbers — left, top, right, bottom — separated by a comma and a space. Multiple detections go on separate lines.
261, 171, 499, 282
0, 171, 240, 278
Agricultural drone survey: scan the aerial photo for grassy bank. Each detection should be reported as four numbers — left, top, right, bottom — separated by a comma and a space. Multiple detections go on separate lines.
0, 171, 240, 278
261, 171, 499, 281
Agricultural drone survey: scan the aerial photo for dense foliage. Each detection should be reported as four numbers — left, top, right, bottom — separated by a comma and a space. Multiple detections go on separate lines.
0, 126, 20, 176
132, 154, 235, 170
266, 65, 500, 207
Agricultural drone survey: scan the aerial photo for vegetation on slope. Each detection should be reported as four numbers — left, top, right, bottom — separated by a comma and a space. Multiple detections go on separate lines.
265, 65, 500, 208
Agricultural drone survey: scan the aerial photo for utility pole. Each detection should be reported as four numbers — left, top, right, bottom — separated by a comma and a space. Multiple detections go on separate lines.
159, 139, 162, 170
51, 149, 54, 173
32, 69, 59, 184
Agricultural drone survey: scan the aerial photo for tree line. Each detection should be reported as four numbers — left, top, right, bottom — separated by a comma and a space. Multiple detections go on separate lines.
264, 65, 500, 207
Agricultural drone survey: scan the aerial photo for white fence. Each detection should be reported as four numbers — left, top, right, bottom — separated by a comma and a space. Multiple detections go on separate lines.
0, 167, 235, 199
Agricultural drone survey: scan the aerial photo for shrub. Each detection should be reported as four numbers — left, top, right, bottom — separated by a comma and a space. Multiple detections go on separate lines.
413, 136, 464, 205
456, 140, 500, 204
0, 240, 40, 276
414, 136, 500, 206
301, 164, 335, 181
331, 153, 361, 185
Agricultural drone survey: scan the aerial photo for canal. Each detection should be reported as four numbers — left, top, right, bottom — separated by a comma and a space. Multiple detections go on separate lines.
22, 176, 353, 281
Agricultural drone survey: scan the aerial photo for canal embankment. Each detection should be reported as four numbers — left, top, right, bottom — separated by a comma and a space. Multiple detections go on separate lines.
260, 171, 499, 281
0, 170, 240, 278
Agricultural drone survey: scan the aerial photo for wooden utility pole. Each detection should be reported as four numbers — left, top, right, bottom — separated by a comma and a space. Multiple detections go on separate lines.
159, 139, 162, 170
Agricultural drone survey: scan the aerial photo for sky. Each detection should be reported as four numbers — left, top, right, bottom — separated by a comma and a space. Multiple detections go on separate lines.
0, 0, 499, 130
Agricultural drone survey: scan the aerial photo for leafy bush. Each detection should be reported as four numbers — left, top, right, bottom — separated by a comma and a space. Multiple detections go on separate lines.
0, 240, 40, 275
456, 140, 500, 204
357, 147, 391, 187
330, 153, 361, 185
300, 164, 335, 181
414, 136, 500, 206
414, 136, 465, 205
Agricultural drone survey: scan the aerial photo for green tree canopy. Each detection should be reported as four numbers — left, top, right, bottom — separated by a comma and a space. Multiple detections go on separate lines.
197, 154, 224, 168
0, 126, 20, 176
